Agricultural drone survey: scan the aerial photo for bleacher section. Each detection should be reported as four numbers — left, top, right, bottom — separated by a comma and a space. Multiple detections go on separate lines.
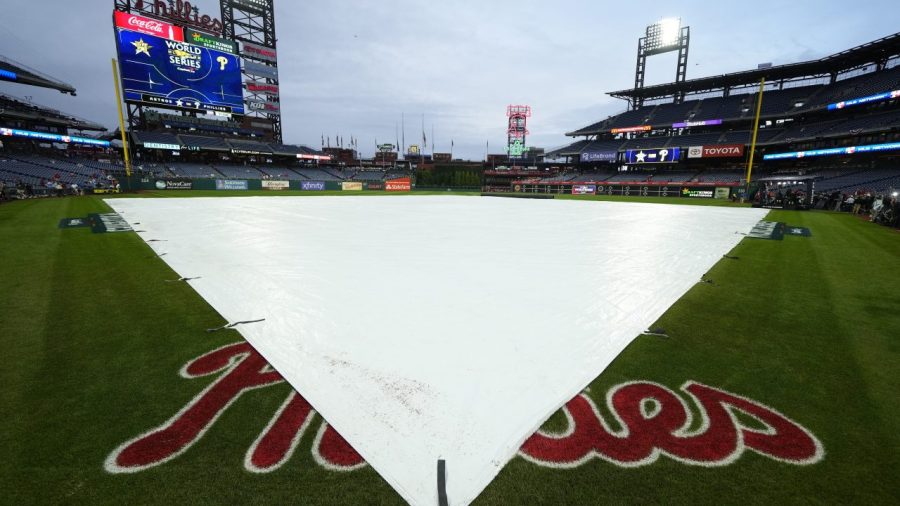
175, 135, 231, 152
167, 163, 220, 178
296, 168, 345, 181
258, 167, 304, 180
567, 63, 900, 137
214, 165, 265, 179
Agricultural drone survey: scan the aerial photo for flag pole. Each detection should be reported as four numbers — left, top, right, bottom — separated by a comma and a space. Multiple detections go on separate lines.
745, 78, 766, 201
111, 58, 132, 178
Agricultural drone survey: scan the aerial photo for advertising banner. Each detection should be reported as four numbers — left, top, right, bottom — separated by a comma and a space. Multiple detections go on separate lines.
184, 28, 237, 54
0, 127, 109, 147
611, 125, 651, 134
246, 83, 279, 95
368, 183, 385, 190
144, 142, 181, 151
243, 61, 279, 80
385, 177, 412, 192
297, 154, 332, 161
687, 146, 704, 159
580, 151, 617, 163
246, 98, 281, 113
242, 41, 278, 62
114, 11, 184, 41
715, 187, 732, 199
262, 180, 290, 191
681, 187, 716, 199
673, 119, 723, 129
155, 180, 193, 190
342, 182, 364, 191
763, 142, 900, 160
215, 180, 249, 190
302, 181, 326, 191
828, 90, 900, 110
572, 184, 597, 195
700, 144, 745, 158
624, 147, 680, 164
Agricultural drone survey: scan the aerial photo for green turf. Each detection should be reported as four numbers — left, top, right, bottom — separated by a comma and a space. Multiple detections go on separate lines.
1, 195, 897, 505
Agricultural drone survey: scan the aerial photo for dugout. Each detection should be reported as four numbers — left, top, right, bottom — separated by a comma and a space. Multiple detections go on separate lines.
753, 174, 822, 210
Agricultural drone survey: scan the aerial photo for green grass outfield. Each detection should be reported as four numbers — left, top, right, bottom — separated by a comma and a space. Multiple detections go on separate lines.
1, 193, 898, 505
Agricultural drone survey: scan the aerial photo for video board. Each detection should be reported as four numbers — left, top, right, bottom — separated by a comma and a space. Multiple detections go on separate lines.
624, 147, 681, 164
116, 24, 244, 115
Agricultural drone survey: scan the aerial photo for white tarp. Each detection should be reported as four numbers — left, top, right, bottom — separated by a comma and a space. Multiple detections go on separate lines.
107, 196, 768, 505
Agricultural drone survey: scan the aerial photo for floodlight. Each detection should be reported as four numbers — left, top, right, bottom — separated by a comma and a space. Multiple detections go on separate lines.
893, 191, 898, 197
658, 18, 681, 46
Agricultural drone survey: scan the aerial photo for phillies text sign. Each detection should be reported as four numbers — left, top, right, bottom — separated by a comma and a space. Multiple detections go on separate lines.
105, 342, 824, 475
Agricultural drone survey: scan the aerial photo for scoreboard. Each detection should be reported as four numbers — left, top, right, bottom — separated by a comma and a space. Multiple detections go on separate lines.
116, 27, 244, 115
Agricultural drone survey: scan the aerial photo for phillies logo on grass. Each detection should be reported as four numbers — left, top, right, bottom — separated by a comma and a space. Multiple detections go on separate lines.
105, 343, 824, 474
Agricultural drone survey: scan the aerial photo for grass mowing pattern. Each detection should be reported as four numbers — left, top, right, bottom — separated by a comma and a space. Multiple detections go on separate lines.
1, 195, 898, 504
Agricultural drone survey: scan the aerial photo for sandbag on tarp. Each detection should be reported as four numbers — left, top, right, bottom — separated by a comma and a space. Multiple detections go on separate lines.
107, 196, 768, 506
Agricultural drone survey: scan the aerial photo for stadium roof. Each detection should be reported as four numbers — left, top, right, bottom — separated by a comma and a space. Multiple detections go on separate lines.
0, 54, 77, 95
0, 92, 106, 131
609, 32, 900, 101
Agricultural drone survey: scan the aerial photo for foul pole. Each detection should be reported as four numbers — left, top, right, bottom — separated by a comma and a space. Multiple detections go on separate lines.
111, 58, 132, 178
745, 78, 766, 189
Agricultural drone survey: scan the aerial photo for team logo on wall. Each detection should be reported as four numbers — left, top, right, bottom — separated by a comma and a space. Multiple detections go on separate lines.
104, 343, 824, 474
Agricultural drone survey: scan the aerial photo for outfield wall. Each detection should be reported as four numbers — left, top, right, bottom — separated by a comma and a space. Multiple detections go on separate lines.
514, 182, 736, 199
128, 178, 357, 192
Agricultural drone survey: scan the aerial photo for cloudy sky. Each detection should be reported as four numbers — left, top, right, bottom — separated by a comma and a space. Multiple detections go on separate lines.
0, 0, 896, 159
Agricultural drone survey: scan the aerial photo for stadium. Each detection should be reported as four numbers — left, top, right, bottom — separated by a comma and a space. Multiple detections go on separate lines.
1, 2, 898, 505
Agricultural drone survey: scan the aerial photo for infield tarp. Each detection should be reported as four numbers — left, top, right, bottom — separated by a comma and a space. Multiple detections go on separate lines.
106, 196, 768, 506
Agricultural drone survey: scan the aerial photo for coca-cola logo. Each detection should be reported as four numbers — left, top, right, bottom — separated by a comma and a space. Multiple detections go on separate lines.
128, 16, 164, 32
104, 342, 824, 475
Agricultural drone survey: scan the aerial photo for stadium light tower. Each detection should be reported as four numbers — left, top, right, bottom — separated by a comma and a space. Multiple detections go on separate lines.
506, 105, 531, 162
633, 18, 690, 108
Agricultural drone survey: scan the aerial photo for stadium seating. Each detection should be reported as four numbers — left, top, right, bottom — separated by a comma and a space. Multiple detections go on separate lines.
133, 131, 181, 146
167, 163, 220, 179
352, 171, 386, 182
179, 135, 231, 151
693, 170, 745, 184
666, 132, 725, 146
257, 166, 305, 180
805, 66, 900, 108
214, 165, 266, 179
296, 168, 344, 181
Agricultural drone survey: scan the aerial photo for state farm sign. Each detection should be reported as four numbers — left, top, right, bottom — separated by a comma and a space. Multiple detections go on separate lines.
385, 177, 411, 192
114, 11, 184, 42
689, 144, 746, 159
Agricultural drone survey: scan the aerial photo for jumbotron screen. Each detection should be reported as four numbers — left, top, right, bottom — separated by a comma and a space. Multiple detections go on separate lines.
116, 28, 244, 115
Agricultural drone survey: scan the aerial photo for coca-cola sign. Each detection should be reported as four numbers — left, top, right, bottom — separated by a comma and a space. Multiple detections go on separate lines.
104, 342, 824, 475
114, 11, 184, 42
